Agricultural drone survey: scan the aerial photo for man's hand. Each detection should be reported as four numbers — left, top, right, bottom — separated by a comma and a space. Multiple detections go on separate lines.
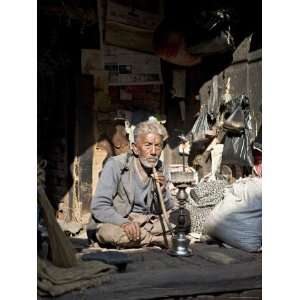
153, 172, 166, 193
120, 222, 141, 241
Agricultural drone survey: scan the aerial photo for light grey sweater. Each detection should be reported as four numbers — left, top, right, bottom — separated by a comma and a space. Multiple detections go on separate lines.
91, 156, 174, 225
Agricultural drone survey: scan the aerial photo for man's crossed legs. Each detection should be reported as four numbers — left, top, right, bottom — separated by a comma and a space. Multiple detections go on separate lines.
95, 212, 174, 249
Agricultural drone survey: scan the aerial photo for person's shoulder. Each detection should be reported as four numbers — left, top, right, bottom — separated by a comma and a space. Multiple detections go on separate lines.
100, 155, 125, 179
108, 152, 132, 170
112, 153, 129, 164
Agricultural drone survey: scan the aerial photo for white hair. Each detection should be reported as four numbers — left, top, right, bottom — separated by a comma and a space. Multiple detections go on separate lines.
133, 120, 168, 143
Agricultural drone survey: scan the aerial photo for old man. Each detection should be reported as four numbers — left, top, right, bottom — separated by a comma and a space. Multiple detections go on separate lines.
89, 120, 174, 249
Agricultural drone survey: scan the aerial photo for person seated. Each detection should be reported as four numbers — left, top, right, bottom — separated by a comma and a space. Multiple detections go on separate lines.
89, 120, 175, 249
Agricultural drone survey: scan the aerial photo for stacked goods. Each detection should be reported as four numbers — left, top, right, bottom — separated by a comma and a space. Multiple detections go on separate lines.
204, 177, 262, 252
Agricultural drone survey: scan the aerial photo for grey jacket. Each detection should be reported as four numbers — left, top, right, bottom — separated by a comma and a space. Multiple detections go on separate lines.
90, 152, 173, 226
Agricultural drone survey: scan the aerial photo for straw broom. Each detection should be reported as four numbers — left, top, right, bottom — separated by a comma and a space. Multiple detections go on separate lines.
38, 186, 78, 268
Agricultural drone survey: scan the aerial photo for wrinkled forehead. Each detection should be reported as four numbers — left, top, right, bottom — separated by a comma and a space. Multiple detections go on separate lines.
136, 133, 162, 144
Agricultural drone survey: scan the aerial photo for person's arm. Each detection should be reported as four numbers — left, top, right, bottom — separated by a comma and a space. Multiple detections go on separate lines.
91, 158, 128, 225
153, 169, 175, 210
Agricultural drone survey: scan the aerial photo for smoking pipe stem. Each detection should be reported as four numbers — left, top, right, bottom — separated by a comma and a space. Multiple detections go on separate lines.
152, 167, 174, 236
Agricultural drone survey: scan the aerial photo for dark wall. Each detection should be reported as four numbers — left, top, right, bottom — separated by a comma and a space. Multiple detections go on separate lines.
38, 0, 100, 208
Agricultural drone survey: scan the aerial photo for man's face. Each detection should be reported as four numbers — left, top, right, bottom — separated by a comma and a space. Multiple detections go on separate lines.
132, 133, 163, 169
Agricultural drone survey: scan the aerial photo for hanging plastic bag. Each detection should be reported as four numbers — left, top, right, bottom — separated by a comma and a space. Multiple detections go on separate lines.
188, 104, 209, 142
222, 95, 254, 167
222, 131, 253, 167
223, 104, 245, 133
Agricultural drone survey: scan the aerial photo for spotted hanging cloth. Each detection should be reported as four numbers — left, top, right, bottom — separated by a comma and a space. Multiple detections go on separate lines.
187, 180, 227, 234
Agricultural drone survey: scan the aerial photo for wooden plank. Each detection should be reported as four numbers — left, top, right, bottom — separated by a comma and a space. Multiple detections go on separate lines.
78, 148, 93, 214
77, 76, 95, 215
